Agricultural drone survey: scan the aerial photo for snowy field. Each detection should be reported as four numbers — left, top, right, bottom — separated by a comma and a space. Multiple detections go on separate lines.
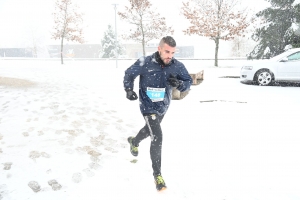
1, 59, 300, 200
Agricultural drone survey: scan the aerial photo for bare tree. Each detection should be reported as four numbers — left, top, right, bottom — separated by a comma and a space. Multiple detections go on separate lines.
25, 27, 43, 58
230, 36, 255, 57
118, 0, 174, 57
51, 0, 84, 64
22, 18, 49, 58
182, 0, 249, 66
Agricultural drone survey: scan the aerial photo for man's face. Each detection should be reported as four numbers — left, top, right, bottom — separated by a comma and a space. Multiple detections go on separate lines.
158, 43, 176, 65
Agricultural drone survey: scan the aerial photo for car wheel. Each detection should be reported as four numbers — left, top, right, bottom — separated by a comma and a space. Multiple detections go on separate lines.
255, 69, 273, 86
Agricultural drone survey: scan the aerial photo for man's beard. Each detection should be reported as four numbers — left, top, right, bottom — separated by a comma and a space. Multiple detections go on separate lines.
159, 52, 171, 65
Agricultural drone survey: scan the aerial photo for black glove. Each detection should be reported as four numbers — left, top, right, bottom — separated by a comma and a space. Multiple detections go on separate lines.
126, 89, 138, 100
168, 74, 182, 88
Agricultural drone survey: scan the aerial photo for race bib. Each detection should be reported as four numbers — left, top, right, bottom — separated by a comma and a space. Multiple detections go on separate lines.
146, 87, 165, 102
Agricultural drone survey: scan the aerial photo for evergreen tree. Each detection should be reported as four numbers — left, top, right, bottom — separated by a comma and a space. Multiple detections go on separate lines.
292, 23, 300, 48
100, 25, 124, 58
249, 0, 300, 59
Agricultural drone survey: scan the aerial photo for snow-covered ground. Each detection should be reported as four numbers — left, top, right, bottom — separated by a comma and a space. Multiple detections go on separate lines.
1, 60, 300, 200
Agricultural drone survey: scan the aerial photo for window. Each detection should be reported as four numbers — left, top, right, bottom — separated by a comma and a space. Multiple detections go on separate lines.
288, 52, 300, 61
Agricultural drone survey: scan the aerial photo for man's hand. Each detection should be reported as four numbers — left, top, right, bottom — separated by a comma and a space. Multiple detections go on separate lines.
168, 74, 182, 88
126, 89, 138, 100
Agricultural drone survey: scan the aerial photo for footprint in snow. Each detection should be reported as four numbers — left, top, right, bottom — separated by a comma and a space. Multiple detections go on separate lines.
28, 181, 41, 193
72, 173, 82, 183
3, 162, 12, 170
48, 179, 62, 191
83, 168, 95, 177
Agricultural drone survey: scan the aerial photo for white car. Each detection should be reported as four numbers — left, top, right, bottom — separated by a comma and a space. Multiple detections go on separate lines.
240, 48, 300, 85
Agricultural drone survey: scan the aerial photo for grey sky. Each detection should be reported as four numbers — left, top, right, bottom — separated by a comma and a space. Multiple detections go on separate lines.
0, 0, 270, 57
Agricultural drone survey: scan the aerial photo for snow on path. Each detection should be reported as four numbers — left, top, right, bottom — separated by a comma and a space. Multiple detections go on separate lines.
1, 60, 300, 200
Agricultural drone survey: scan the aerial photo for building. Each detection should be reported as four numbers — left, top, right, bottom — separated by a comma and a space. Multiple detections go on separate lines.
123, 43, 194, 58
0, 48, 33, 57
47, 44, 102, 58
0, 43, 194, 59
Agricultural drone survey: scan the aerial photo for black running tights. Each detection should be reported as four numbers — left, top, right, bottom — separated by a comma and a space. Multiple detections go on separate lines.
132, 114, 164, 176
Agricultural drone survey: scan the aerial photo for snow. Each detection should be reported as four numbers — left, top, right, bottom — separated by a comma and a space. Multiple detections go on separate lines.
1, 59, 300, 200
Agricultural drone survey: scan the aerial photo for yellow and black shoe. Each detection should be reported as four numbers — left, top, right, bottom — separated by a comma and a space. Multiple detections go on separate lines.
127, 137, 138, 156
154, 175, 167, 191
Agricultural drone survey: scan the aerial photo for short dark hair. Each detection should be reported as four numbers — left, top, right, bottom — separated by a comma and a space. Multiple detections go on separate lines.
159, 36, 176, 47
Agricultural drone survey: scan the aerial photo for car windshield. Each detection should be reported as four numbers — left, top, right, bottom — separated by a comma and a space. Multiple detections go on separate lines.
270, 49, 299, 61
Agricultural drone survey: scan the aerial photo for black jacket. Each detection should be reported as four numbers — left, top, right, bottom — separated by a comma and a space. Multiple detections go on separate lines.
124, 52, 192, 115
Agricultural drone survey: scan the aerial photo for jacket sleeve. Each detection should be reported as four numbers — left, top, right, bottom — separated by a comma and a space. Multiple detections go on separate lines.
123, 58, 143, 91
176, 64, 193, 92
